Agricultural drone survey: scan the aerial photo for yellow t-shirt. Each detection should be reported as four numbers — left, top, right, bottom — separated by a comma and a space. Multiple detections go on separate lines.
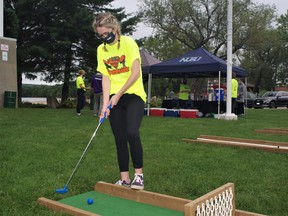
97, 36, 147, 102
76, 76, 85, 91
231, 78, 238, 98
179, 84, 190, 100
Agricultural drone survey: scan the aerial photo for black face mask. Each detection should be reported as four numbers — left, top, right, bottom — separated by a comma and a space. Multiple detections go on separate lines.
101, 32, 116, 44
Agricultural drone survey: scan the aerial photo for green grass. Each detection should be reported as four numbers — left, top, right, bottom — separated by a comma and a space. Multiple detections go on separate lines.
0, 107, 287, 216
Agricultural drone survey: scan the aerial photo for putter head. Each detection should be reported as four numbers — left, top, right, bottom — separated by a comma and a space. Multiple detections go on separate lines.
55, 185, 68, 194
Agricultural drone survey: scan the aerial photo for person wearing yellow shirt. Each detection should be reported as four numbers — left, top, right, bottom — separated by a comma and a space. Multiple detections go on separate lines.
76, 69, 86, 116
92, 12, 146, 190
231, 72, 238, 114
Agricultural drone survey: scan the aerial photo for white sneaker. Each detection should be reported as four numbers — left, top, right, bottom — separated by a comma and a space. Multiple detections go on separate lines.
131, 174, 144, 190
114, 180, 131, 187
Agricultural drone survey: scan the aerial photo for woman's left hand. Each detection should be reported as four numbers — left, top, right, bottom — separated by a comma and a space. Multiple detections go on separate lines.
109, 94, 121, 108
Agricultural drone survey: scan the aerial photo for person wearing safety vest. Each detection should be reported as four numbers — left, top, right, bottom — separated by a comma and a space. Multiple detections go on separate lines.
76, 69, 86, 116
231, 72, 238, 114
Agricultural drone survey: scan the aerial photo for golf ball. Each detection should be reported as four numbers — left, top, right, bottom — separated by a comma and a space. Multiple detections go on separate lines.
87, 198, 93, 205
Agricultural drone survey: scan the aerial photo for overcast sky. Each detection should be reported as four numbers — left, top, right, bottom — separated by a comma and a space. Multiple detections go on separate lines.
111, 0, 288, 39
23, 0, 288, 85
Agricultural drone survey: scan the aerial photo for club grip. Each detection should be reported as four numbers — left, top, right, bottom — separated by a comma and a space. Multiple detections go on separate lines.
100, 103, 112, 124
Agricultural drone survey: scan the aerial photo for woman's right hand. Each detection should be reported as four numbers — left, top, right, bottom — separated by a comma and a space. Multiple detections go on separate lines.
99, 104, 112, 123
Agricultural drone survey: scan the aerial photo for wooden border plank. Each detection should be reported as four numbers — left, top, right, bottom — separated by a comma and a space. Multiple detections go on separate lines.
198, 135, 288, 147
94, 181, 191, 212
197, 138, 288, 150
182, 136, 288, 153
183, 139, 288, 153
38, 197, 100, 216
263, 128, 288, 132
235, 209, 267, 216
255, 129, 288, 135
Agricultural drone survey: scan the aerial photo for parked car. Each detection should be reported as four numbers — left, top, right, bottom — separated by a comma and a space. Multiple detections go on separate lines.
246, 92, 263, 109
262, 91, 288, 108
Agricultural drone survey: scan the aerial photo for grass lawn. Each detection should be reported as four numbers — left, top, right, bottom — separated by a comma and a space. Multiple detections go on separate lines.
0, 107, 287, 216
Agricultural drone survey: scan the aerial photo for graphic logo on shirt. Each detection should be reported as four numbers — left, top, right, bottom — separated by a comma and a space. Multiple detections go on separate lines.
103, 55, 129, 75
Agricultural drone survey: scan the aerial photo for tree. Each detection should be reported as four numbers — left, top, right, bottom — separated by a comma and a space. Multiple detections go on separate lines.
138, 0, 283, 93
4, 1, 18, 37
140, 0, 277, 56
240, 29, 282, 92
275, 12, 288, 86
4, 0, 141, 104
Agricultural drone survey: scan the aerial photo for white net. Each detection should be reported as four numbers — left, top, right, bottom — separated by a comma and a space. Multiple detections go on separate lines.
196, 187, 233, 216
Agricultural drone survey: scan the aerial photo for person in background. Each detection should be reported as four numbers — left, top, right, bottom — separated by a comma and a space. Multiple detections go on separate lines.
169, 90, 175, 99
237, 78, 247, 116
92, 12, 146, 190
178, 78, 190, 109
76, 69, 86, 116
91, 72, 103, 117
231, 72, 238, 114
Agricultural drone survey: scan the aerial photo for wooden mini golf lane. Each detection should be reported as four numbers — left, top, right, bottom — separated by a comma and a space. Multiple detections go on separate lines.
52, 191, 183, 216
182, 135, 288, 153
38, 181, 190, 216
38, 182, 267, 216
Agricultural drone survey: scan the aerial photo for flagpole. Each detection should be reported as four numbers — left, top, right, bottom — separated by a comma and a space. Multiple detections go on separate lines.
226, 0, 232, 115
223, 0, 238, 120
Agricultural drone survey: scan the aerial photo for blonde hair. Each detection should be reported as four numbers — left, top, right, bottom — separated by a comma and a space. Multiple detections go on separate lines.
78, 69, 85, 76
92, 12, 121, 51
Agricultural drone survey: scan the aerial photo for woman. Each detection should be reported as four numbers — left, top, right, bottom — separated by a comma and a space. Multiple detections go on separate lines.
76, 69, 86, 116
92, 12, 146, 190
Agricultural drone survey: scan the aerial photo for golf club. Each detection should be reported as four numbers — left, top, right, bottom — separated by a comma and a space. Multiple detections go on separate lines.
55, 104, 112, 194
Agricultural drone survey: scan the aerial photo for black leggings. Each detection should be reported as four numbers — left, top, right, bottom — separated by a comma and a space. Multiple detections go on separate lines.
76, 89, 86, 113
237, 102, 245, 115
232, 98, 237, 114
109, 94, 144, 172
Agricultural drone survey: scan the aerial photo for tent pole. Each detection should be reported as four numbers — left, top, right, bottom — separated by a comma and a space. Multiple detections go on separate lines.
217, 71, 221, 119
147, 73, 152, 116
